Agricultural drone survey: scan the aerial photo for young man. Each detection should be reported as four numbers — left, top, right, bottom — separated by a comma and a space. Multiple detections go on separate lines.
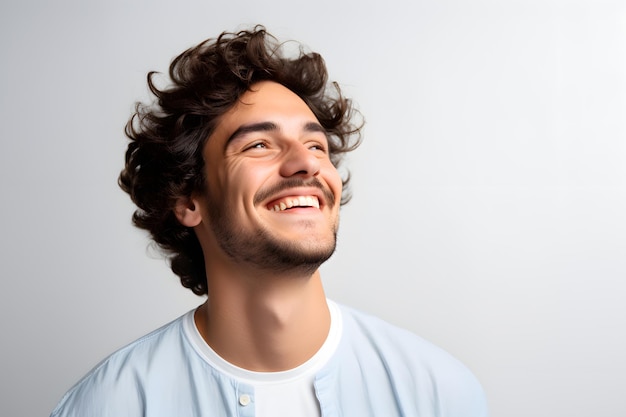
51, 27, 488, 416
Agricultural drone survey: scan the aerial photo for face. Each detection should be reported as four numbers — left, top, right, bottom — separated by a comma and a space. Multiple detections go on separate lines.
193, 81, 343, 274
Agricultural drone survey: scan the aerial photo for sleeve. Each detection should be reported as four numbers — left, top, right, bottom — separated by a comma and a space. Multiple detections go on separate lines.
49, 359, 147, 417
429, 358, 490, 417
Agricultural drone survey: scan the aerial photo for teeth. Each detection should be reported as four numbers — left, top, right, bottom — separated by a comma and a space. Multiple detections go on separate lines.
269, 196, 320, 212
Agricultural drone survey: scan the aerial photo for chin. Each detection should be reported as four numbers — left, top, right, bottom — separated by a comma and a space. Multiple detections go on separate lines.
217, 227, 337, 274
261, 234, 337, 272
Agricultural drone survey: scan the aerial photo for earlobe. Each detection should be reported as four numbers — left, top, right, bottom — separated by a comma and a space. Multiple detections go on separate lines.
174, 197, 202, 227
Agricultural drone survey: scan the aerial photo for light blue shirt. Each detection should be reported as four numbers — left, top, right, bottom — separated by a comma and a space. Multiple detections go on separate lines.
51, 303, 488, 417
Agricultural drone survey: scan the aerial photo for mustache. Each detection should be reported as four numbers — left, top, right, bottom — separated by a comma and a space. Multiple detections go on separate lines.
253, 177, 336, 208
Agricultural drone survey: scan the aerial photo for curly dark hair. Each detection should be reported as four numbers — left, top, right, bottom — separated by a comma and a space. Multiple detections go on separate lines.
119, 26, 363, 295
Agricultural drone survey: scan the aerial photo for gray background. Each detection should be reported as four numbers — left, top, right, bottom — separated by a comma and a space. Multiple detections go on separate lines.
1, 0, 625, 416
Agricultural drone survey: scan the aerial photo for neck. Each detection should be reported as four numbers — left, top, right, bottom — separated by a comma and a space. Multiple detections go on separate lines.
194, 268, 330, 372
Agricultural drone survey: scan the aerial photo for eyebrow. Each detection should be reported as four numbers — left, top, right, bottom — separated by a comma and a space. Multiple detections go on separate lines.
225, 121, 327, 147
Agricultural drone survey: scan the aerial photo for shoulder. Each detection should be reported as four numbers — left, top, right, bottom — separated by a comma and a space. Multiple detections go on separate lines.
338, 303, 452, 357
338, 303, 469, 367
335, 303, 489, 416
50, 311, 194, 417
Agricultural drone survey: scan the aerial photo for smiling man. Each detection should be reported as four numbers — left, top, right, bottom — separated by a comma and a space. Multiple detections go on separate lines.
50, 27, 488, 417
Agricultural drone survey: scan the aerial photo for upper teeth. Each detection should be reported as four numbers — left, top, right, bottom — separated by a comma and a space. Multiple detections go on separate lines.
270, 196, 320, 212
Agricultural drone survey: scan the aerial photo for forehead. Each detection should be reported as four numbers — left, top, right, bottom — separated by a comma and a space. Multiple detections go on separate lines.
233, 80, 315, 117
209, 81, 319, 143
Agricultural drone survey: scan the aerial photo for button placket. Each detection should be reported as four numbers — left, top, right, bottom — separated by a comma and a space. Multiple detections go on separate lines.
236, 389, 255, 417
239, 394, 251, 406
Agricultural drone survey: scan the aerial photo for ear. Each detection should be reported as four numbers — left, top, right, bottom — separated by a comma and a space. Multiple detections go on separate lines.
174, 197, 202, 227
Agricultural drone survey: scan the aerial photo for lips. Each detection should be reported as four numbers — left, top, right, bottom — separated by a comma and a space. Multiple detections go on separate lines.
254, 177, 336, 212
267, 195, 321, 212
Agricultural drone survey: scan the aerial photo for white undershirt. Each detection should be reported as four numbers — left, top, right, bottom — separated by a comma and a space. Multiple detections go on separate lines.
184, 300, 342, 417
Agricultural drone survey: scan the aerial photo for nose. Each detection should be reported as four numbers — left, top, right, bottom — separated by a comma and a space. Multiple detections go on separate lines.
279, 141, 321, 178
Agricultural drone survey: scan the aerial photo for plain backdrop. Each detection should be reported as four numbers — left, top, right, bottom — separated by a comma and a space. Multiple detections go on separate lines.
1, 1, 625, 416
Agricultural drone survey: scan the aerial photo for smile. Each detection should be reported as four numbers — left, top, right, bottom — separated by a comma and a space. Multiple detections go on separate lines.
268, 196, 320, 212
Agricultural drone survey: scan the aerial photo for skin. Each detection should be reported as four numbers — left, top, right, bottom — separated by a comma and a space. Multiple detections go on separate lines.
175, 81, 343, 371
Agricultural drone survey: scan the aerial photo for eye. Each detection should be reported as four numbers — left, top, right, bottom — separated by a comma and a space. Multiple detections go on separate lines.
244, 141, 268, 151
307, 140, 328, 153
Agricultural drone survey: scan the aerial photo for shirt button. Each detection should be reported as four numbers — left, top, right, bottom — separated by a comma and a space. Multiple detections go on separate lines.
239, 394, 251, 406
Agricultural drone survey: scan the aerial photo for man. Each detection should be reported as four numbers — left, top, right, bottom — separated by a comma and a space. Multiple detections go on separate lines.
51, 26, 488, 416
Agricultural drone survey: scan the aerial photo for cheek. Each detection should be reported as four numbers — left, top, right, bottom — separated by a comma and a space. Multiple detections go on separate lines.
216, 160, 248, 193
324, 164, 343, 196
222, 163, 270, 203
